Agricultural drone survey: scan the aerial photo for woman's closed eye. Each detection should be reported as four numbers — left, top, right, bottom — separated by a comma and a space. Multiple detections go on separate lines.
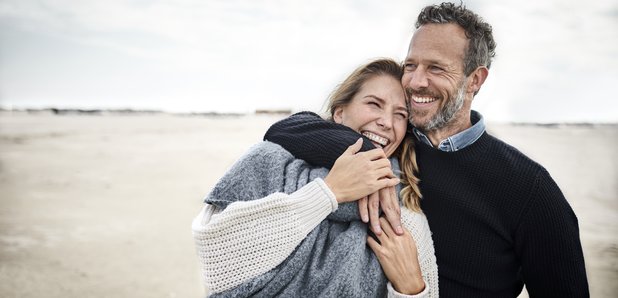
395, 112, 408, 120
367, 100, 381, 108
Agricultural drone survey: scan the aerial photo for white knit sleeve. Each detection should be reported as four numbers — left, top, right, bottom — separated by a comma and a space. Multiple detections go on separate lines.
387, 208, 439, 298
191, 178, 337, 294
387, 281, 429, 298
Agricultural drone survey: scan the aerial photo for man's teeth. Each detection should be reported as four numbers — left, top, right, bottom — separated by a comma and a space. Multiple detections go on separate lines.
413, 96, 437, 103
362, 132, 388, 146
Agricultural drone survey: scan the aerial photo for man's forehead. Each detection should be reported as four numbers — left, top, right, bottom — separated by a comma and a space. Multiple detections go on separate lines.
412, 23, 467, 43
407, 23, 468, 60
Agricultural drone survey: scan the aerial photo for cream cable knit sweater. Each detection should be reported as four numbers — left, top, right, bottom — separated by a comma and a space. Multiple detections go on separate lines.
192, 178, 438, 297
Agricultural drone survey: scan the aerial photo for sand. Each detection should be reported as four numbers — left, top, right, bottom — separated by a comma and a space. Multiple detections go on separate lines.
0, 112, 616, 297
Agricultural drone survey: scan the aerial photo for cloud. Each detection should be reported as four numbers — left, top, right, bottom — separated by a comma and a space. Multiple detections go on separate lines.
1, 0, 617, 120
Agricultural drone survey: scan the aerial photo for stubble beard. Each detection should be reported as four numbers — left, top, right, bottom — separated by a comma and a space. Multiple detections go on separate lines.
409, 78, 467, 132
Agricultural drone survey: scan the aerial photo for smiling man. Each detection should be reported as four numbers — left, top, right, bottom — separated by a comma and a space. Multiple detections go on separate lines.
265, 2, 589, 297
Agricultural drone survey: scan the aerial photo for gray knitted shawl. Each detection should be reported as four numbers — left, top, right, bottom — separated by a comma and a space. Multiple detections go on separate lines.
204, 141, 394, 297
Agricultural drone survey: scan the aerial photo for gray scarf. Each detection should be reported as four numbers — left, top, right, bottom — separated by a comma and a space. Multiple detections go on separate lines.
204, 141, 392, 297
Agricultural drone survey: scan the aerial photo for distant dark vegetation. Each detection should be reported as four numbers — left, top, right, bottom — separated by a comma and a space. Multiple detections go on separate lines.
0, 107, 293, 118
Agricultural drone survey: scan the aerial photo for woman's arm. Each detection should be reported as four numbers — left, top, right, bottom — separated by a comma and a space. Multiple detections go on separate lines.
193, 179, 337, 294
369, 208, 439, 298
193, 141, 399, 294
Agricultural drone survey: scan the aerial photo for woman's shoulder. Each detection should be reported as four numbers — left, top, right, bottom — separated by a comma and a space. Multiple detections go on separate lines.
240, 141, 295, 161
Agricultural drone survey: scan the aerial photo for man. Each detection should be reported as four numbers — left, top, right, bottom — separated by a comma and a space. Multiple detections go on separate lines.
264, 2, 589, 297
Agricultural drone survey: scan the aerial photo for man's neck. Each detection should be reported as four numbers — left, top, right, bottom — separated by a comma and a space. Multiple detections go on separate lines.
424, 110, 472, 147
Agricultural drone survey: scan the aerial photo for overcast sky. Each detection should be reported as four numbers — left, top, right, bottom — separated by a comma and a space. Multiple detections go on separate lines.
1, 0, 617, 122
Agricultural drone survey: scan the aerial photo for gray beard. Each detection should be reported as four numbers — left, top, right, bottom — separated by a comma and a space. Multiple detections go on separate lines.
415, 78, 467, 131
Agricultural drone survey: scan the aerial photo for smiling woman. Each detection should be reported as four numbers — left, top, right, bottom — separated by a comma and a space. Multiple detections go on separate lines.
192, 58, 438, 297
328, 61, 408, 157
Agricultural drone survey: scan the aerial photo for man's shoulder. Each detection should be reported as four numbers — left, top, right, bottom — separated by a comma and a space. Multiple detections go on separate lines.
482, 132, 546, 173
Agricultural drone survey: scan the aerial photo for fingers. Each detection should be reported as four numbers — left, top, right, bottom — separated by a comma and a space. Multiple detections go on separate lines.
381, 187, 404, 235
344, 138, 364, 155
358, 148, 388, 161
368, 192, 381, 235
366, 234, 381, 254
379, 176, 401, 189
379, 216, 395, 237
358, 196, 369, 223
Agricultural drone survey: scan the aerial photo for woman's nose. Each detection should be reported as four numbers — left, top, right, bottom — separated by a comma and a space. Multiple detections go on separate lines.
376, 113, 393, 130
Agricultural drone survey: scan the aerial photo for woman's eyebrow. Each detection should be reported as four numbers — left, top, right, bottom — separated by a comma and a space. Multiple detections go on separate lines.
364, 94, 383, 100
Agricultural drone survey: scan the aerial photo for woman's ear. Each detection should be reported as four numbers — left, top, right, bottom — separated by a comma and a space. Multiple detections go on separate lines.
333, 106, 344, 124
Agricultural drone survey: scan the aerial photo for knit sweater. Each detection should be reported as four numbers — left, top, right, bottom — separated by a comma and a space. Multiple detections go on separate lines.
264, 112, 589, 298
192, 141, 439, 298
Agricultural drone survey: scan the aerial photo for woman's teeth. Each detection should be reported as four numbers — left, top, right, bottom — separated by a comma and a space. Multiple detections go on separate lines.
362, 131, 388, 147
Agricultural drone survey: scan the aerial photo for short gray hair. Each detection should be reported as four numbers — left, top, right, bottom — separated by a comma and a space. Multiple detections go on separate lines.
416, 2, 496, 75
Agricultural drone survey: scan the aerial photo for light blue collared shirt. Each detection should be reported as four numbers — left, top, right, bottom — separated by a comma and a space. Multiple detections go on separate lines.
413, 110, 485, 152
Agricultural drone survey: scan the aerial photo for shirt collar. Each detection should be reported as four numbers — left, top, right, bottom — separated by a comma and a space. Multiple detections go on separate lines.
412, 110, 485, 152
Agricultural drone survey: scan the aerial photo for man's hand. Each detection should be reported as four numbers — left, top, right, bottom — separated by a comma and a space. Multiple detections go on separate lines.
324, 138, 400, 204
358, 187, 403, 235
367, 217, 425, 295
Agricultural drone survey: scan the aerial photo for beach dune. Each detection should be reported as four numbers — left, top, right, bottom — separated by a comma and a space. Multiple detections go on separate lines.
0, 112, 615, 297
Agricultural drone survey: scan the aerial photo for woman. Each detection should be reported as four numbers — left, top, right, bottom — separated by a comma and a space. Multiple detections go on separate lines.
192, 59, 438, 297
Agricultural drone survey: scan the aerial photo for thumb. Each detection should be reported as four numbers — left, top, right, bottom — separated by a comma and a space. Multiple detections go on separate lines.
343, 138, 364, 155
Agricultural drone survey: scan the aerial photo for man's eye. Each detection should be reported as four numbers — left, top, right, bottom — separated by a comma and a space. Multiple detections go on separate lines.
404, 64, 417, 70
429, 65, 444, 72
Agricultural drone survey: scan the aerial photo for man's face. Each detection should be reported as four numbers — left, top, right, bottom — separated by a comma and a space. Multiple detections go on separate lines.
402, 23, 472, 132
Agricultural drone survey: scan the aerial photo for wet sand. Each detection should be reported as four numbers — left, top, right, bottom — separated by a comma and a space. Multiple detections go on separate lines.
0, 112, 615, 297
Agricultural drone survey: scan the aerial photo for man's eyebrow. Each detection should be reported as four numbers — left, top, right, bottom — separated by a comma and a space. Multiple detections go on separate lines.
405, 57, 449, 67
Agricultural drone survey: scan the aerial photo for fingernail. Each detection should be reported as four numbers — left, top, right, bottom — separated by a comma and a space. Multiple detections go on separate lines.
361, 215, 368, 222
396, 226, 403, 234
373, 225, 381, 234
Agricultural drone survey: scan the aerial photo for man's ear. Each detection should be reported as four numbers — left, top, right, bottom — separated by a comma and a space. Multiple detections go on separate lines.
468, 66, 489, 95
333, 106, 344, 124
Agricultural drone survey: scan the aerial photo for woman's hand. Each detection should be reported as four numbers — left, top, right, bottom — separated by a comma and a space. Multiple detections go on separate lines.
324, 138, 400, 204
367, 217, 425, 295
358, 187, 403, 236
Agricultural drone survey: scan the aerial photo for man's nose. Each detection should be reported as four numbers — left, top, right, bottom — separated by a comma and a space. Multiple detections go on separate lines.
405, 69, 429, 90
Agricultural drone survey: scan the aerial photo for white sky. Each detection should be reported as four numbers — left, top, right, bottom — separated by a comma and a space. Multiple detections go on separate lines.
1, 0, 617, 122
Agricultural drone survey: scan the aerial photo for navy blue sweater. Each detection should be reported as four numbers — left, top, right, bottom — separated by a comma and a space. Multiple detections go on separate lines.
264, 112, 589, 298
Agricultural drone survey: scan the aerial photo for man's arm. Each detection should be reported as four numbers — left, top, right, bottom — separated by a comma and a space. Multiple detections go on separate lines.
516, 169, 589, 297
265, 111, 405, 235
264, 111, 376, 169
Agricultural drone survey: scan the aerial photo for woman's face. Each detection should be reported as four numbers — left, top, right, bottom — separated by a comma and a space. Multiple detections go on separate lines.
333, 74, 408, 157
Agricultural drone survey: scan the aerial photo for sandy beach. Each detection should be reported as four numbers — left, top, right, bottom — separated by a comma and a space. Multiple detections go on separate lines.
0, 112, 616, 297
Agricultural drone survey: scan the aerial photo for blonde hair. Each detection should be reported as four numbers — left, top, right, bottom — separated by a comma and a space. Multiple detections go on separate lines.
325, 58, 423, 212
399, 135, 422, 212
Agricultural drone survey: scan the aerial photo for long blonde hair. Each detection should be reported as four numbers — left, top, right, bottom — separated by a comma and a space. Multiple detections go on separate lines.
399, 134, 422, 212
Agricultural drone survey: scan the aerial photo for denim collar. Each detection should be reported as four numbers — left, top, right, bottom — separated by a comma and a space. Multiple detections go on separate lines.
412, 110, 485, 152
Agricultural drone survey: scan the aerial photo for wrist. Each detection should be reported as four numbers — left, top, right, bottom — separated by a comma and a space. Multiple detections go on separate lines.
323, 176, 341, 203
394, 278, 425, 295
